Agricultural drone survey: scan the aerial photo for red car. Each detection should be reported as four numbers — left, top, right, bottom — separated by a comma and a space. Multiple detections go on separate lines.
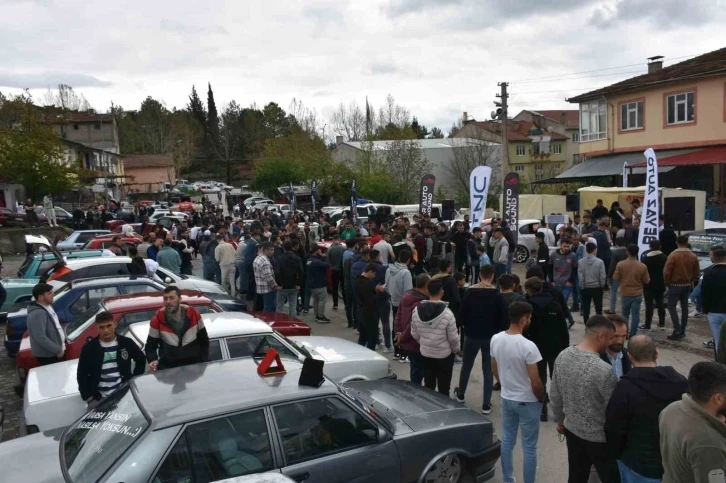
105, 219, 127, 231
0, 207, 13, 225
81, 236, 141, 250
16, 290, 310, 382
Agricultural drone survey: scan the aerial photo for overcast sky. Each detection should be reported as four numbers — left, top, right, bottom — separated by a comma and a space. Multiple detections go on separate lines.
1, 0, 725, 134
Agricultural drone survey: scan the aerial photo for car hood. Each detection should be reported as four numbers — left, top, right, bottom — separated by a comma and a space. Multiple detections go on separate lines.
184, 276, 226, 294
288, 336, 387, 363
0, 427, 65, 482
25, 360, 81, 403
342, 379, 491, 433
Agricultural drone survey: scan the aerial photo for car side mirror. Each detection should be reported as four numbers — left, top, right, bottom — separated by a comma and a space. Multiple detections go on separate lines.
165, 277, 172, 284
377, 427, 391, 442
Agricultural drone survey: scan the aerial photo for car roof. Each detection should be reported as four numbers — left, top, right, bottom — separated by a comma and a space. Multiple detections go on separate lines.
65, 256, 134, 267
68, 275, 159, 289
126, 311, 273, 343
103, 290, 212, 313
133, 358, 337, 429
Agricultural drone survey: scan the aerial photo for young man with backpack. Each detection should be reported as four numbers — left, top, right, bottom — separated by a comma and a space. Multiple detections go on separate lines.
275, 241, 305, 317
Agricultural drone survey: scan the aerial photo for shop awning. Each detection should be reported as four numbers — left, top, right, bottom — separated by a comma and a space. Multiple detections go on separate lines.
534, 149, 693, 184
630, 145, 726, 167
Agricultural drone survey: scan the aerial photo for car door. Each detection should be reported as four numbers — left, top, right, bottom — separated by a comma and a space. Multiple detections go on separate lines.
272, 397, 399, 483
67, 286, 121, 319
151, 408, 276, 483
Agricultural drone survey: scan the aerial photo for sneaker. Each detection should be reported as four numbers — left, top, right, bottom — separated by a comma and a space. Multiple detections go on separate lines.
315, 317, 330, 324
493, 382, 502, 391
604, 310, 616, 315
481, 404, 493, 415
667, 332, 685, 341
703, 340, 715, 348
383, 347, 393, 354
454, 355, 463, 364
638, 325, 651, 331
657, 324, 665, 331
321, 316, 332, 322
392, 353, 400, 359
453, 388, 465, 403
376, 344, 383, 351
332, 306, 338, 310
398, 356, 408, 363
302, 310, 309, 315
689, 310, 703, 317
568, 320, 575, 329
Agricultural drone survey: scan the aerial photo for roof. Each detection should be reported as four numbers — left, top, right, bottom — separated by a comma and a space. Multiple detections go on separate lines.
123, 154, 174, 169
528, 110, 579, 128
133, 358, 336, 429
68, 275, 159, 289
533, 148, 698, 183
128, 312, 273, 343
568, 47, 726, 103
342, 138, 498, 150
631, 145, 726, 167
471, 121, 569, 141
102, 290, 212, 313
42, 110, 114, 123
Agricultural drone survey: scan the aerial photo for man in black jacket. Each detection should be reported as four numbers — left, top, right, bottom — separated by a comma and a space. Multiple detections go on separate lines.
605, 335, 688, 482
701, 246, 726, 354
600, 314, 631, 379
77, 311, 146, 409
535, 232, 550, 279
307, 243, 331, 323
356, 264, 385, 349
432, 259, 460, 317
640, 239, 668, 330
275, 241, 305, 317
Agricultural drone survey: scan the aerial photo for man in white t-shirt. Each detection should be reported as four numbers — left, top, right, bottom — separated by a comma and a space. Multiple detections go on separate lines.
373, 232, 395, 266
491, 301, 546, 483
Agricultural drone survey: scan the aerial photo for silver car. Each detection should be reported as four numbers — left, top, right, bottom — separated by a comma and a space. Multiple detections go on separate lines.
0, 358, 500, 483
56, 230, 112, 251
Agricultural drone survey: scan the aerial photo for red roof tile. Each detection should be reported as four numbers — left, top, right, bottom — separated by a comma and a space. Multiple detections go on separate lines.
473, 120, 569, 141
568, 47, 726, 103
532, 110, 579, 128
631, 145, 726, 167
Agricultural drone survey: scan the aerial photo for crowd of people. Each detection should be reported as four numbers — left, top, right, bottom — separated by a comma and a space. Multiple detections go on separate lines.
22, 193, 726, 482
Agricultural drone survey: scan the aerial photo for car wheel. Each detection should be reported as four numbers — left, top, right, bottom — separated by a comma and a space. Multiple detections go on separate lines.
423, 453, 463, 483
514, 245, 529, 263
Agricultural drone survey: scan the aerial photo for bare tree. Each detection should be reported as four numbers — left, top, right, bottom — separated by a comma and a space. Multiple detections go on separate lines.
377, 93, 410, 129
288, 97, 323, 138
331, 100, 366, 141
385, 139, 433, 202
446, 137, 502, 199
41, 84, 92, 111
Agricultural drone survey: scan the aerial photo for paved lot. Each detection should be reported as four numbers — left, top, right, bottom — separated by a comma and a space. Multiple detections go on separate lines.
0, 252, 711, 482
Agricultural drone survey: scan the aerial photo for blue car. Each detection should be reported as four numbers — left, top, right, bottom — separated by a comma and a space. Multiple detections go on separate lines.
3, 275, 247, 357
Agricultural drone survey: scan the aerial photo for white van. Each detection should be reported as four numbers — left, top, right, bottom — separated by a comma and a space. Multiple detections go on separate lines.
391, 204, 443, 220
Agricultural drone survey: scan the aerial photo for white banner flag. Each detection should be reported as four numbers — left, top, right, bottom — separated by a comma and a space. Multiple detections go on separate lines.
638, 148, 659, 257
470, 166, 492, 228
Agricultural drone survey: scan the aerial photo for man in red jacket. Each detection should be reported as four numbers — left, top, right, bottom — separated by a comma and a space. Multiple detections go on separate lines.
146, 286, 210, 371
394, 273, 430, 384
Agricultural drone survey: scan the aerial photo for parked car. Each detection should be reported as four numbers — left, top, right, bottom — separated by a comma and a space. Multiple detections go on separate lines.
0, 207, 13, 225
685, 230, 726, 275
8, 358, 500, 483
0, 279, 43, 313
55, 230, 112, 251
6, 206, 73, 226
20, 312, 323, 435
15, 291, 310, 381
81, 236, 141, 251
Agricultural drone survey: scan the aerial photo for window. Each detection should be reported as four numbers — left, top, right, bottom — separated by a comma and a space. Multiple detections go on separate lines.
75, 232, 96, 244
69, 287, 121, 316
73, 124, 79, 130
514, 165, 524, 172
86, 263, 130, 278
532, 143, 540, 155
552, 144, 562, 154
208, 339, 223, 361
516, 145, 525, 156
159, 409, 274, 483
226, 335, 297, 360
273, 397, 378, 465
580, 100, 607, 141
124, 284, 158, 295
620, 101, 644, 130
116, 309, 158, 332
196, 305, 216, 314
555, 163, 562, 170
666, 91, 695, 125
572, 132, 580, 143
94, 122, 101, 130
573, 154, 582, 165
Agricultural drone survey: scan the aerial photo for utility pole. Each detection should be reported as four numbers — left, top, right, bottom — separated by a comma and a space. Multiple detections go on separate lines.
497, 82, 509, 193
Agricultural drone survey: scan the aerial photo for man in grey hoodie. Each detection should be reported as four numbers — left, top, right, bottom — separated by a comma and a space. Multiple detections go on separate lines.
579, 242, 607, 323
385, 249, 414, 357
550, 238, 578, 328
27, 282, 66, 366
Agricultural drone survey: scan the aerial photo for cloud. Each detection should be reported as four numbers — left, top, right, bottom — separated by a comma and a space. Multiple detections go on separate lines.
589, 0, 724, 28
368, 62, 398, 75
0, 72, 111, 89
159, 19, 228, 35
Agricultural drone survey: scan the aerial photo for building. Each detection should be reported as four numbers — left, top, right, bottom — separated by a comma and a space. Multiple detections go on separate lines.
51, 111, 119, 153
550, 47, 726, 194
513, 110, 581, 167
454, 119, 568, 182
60, 140, 125, 199
332, 137, 501, 199
122, 154, 175, 193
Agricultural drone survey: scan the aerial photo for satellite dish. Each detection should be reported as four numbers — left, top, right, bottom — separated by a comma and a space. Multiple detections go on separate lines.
491, 111, 497, 119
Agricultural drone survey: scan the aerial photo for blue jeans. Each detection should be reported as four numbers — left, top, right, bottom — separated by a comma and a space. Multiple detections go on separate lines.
690, 283, 703, 312
557, 285, 575, 326
456, 336, 493, 406
276, 289, 298, 317
262, 291, 277, 313
500, 399, 542, 483
610, 279, 620, 313
408, 352, 424, 385
617, 460, 661, 483
506, 251, 514, 274
667, 285, 691, 334
572, 282, 581, 308
495, 263, 507, 283
707, 313, 726, 352
203, 261, 215, 281
622, 295, 643, 336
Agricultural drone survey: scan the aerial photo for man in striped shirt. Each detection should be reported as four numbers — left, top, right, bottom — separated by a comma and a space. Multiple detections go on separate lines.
253, 242, 280, 313
77, 311, 146, 409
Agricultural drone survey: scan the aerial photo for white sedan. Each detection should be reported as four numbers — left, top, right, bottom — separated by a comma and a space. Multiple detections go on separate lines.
20, 312, 394, 435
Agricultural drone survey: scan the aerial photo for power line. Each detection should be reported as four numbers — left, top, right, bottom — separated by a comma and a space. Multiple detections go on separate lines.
509, 53, 699, 84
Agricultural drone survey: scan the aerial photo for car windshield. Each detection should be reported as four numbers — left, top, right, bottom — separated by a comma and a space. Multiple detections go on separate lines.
62, 385, 148, 483
17, 256, 34, 278
278, 333, 312, 358
52, 283, 72, 301
689, 235, 726, 255
66, 305, 104, 341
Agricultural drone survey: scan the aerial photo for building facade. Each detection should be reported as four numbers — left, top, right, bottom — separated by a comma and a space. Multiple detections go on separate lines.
122, 154, 175, 193
513, 110, 581, 167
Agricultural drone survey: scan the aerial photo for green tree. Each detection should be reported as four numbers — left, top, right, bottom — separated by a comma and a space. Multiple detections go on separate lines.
206, 83, 220, 143
430, 127, 444, 139
411, 117, 429, 139
250, 158, 306, 198
0, 92, 84, 200
262, 102, 291, 138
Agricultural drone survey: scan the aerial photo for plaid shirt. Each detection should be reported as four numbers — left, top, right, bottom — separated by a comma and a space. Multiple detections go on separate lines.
253, 255, 276, 294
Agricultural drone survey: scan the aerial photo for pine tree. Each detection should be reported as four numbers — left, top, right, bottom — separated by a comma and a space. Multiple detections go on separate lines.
207, 82, 220, 143
187, 85, 207, 134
